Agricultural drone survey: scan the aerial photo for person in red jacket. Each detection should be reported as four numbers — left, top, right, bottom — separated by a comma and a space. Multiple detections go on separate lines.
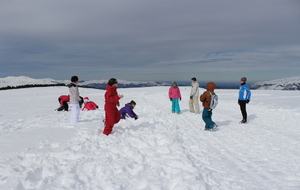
56, 95, 70, 111
82, 97, 99, 111
103, 78, 124, 135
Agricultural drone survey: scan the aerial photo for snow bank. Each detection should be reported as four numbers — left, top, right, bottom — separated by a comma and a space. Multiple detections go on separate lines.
0, 87, 299, 189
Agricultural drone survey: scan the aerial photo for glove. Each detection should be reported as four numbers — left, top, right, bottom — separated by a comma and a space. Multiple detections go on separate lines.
238, 99, 240, 105
180, 97, 181, 101
134, 115, 138, 120
246, 100, 250, 104
190, 96, 193, 99
170, 98, 172, 101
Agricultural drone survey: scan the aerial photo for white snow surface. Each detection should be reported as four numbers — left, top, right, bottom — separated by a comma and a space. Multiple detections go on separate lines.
0, 86, 299, 190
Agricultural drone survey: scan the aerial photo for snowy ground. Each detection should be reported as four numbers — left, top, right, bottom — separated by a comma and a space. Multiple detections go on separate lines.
0, 86, 299, 190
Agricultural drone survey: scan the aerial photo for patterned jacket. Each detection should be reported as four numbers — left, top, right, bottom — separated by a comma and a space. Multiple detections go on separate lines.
67, 83, 81, 104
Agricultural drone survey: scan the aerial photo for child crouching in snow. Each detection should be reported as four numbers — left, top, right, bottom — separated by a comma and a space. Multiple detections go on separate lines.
119, 100, 138, 120
56, 95, 70, 111
82, 97, 99, 111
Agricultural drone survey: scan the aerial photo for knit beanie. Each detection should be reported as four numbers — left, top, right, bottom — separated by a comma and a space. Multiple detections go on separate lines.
241, 77, 247, 82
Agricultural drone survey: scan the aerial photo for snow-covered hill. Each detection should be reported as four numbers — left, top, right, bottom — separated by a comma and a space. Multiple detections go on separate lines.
0, 76, 169, 89
0, 86, 299, 189
250, 76, 300, 90
0, 76, 63, 87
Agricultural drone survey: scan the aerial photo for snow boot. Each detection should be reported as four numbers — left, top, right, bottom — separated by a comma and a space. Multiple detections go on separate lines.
239, 119, 247, 124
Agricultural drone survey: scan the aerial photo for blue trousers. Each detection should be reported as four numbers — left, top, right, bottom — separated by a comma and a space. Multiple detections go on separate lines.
202, 108, 215, 129
171, 98, 181, 113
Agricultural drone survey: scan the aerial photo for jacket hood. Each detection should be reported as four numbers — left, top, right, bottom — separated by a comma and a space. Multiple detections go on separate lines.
207, 82, 216, 92
171, 81, 178, 88
106, 85, 116, 90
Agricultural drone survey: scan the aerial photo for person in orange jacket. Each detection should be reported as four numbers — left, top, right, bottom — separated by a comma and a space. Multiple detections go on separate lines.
103, 78, 124, 135
200, 82, 218, 131
82, 97, 99, 111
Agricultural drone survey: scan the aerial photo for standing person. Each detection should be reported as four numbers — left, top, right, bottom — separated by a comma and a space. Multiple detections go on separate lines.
67, 76, 82, 123
168, 81, 182, 114
189, 77, 200, 114
119, 100, 138, 120
103, 78, 124, 135
200, 82, 218, 130
238, 77, 251, 123
56, 95, 70, 111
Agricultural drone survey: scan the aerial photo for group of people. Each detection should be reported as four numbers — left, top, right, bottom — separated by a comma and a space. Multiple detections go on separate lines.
58, 76, 138, 135
102, 78, 137, 135
60, 75, 251, 135
57, 95, 99, 112
168, 77, 252, 130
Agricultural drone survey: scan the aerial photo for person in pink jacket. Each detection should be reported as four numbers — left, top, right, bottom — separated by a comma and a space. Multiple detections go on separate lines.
168, 81, 182, 114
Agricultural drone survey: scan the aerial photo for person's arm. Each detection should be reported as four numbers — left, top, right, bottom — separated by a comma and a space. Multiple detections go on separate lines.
200, 92, 207, 103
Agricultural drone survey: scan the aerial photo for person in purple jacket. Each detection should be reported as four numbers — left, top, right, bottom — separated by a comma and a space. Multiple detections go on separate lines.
119, 100, 138, 120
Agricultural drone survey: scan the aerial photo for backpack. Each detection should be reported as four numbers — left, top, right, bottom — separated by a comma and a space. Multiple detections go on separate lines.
208, 91, 218, 109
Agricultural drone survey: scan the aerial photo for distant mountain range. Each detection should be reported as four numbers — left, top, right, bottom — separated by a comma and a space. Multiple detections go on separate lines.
250, 76, 300, 90
1, 76, 300, 90
0, 76, 170, 89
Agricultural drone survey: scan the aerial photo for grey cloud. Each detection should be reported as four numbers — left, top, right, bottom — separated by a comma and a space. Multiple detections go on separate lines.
0, 0, 300, 82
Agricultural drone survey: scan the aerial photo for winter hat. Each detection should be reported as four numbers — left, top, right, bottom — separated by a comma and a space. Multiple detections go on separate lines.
241, 77, 247, 82
83, 97, 90, 102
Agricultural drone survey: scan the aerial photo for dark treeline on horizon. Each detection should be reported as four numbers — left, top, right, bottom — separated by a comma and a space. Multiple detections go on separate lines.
0, 84, 94, 91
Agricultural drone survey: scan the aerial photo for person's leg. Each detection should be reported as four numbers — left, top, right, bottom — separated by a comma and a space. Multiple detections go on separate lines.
56, 98, 64, 111
103, 107, 121, 135
70, 104, 80, 123
63, 101, 69, 111
202, 108, 215, 129
174, 98, 180, 113
103, 110, 114, 135
239, 101, 247, 122
121, 112, 126, 119
172, 99, 176, 113
189, 98, 194, 112
114, 108, 121, 124
193, 96, 200, 114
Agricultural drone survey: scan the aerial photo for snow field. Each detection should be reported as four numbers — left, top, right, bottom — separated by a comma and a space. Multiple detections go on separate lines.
0, 87, 299, 189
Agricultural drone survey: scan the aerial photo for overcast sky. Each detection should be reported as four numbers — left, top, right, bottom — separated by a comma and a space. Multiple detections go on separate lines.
1, 0, 300, 83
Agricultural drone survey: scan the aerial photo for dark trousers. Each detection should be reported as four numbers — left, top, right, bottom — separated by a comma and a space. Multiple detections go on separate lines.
239, 100, 247, 121
58, 98, 69, 111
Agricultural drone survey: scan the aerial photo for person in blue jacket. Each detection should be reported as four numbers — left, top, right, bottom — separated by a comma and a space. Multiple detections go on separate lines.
238, 77, 251, 123
119, 100, 138, 120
